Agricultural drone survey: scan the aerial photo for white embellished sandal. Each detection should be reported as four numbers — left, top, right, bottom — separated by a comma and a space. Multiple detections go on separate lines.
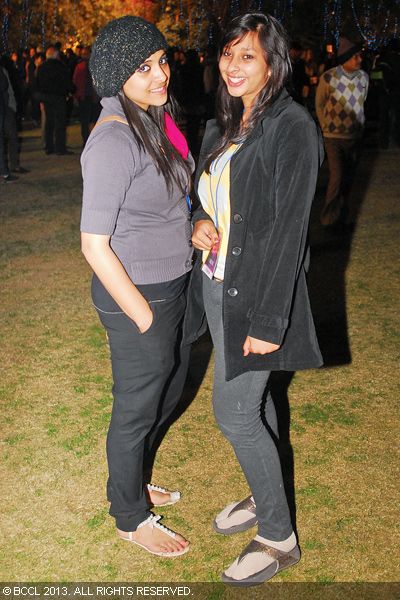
117, 514, 190, 557
146, 483, 181, 507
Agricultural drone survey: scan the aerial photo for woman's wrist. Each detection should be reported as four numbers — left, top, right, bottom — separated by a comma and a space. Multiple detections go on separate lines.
132, 303, 154, 333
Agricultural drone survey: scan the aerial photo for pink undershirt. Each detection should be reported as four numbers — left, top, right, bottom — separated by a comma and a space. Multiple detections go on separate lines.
164, 112, 189, 159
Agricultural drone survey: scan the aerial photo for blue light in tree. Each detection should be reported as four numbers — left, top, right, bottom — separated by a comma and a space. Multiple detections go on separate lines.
229, 0, 241, 18
20, 0, 32, 48
351, 0, 397, 49
41, 0, 46, 48
1, 0, 10, 53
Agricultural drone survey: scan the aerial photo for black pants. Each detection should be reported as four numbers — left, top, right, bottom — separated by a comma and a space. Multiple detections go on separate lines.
379, 91, 400, 148
321, 137, 359, 226
92, 275, 190, 531
43, 94, 67, 154
4, 107, 19, 170
78, 97, 101, 146
0, 111, 8, 176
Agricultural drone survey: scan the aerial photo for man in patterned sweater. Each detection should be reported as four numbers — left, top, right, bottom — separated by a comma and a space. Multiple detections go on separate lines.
316, 37, 369, 227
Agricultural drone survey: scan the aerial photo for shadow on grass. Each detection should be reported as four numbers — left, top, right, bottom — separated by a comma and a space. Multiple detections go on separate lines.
308, 232, 353, 367
143, 332, 213, 482
268, 371, 298, 534
308, 146, 379, 367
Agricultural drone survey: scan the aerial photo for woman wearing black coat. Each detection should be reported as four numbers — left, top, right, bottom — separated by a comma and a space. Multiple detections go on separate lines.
190, 13, 323, 586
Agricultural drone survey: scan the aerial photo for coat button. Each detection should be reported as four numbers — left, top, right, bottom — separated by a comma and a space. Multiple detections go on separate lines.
185, 259, 192, 267
188, 240, 193, 247
233, 213, 243, 224
232, 246, 242, 256
227, 287, 238, 297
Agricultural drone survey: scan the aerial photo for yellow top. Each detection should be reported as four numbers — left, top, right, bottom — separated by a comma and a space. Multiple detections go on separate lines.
197, 144, 240, 280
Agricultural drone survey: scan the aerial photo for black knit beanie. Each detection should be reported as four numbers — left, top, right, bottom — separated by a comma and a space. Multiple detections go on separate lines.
90, 16, 167, 98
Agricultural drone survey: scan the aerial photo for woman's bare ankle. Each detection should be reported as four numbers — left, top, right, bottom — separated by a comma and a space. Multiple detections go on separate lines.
117, 515, 189, 554
148, 488, 170, 505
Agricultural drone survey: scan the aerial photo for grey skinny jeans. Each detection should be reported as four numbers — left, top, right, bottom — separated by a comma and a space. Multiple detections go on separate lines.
203, 273, 293, 540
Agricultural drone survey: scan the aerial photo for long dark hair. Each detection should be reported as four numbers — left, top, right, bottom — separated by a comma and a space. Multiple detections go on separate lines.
118, 92, 192, 193
205, 12, 291, 172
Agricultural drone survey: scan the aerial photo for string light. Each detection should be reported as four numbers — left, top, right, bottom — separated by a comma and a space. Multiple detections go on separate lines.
207, 0, 216, 46
41, 0, 46, 49
364, 0, 371, 39
53, 0, 58, 37
323, 1, 329, 41
323, 1, 342, 47
20, 0, 25, 46
73, 0, 78, 39
334, 0, 342, 47
249, 0, 264, 11
229, 0, 241, 18
178, 0, 187, 43
20, 0, 32, 48
185, 0, 190, 45
1, 0, 10, 53
192, 0, 206, 50
3, 1, 400, 55
272, 1, 294, 23
350, 0, 395, 49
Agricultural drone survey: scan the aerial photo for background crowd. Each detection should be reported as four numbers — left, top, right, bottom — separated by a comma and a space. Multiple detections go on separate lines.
1, 36, 400, 184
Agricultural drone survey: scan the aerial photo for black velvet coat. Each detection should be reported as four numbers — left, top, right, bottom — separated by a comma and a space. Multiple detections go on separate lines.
184, 90, 324, 380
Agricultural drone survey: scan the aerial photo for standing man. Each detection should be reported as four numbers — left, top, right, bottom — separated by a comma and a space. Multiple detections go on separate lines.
289, 42, 308, 105
2, 65, 29, 174
72, 46, 100, 147
316, 38, 369, 227
0, 67, 18, 183
0, 67, 9, 182
36, 46, 74, 155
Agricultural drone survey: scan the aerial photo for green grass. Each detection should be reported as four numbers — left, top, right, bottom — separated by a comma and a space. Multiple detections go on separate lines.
4, 433, 26, 446
87, 509, 108, 529
0, 123, 399, 584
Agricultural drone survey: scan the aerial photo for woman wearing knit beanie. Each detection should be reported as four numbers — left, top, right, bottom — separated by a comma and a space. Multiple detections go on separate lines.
80, 16, 193, 557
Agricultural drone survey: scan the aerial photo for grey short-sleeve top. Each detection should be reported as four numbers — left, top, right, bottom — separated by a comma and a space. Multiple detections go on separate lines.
80, 96, 194, 285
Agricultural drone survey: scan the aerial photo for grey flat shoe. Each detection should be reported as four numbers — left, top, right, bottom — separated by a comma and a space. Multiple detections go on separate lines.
213, 495, 258, 535
221, 539, 301, 587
